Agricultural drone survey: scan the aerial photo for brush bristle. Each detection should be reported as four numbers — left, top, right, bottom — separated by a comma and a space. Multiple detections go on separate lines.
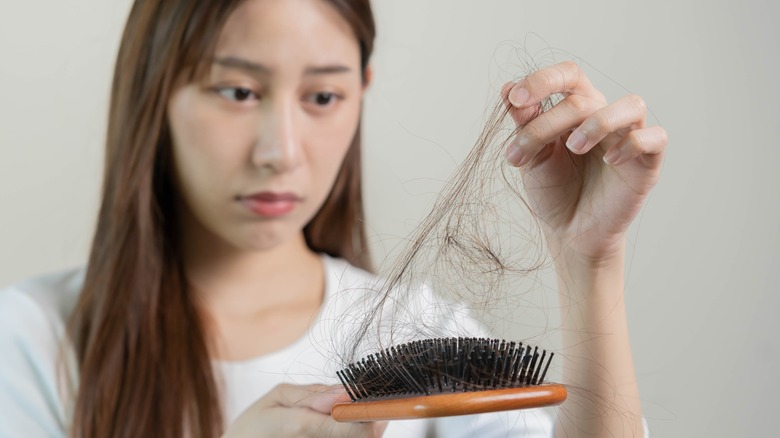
337, 337, 555, 402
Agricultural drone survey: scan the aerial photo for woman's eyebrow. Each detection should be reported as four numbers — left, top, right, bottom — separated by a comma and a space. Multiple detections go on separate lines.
213, 56, 353, 76
213, 56, 271, 75
304, 65, 352, 75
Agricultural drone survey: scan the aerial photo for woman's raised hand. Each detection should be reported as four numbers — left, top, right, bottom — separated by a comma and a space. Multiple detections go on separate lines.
222, 384, 387, 438
503, 61, 668, 261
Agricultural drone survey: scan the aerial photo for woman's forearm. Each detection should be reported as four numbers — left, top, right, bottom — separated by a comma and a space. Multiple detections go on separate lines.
551, 243, 645, 437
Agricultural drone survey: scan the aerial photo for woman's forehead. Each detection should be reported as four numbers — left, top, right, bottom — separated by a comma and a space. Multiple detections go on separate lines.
213, 0, 361, 69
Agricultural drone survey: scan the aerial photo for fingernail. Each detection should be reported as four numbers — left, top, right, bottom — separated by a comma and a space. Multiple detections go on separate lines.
603, 148, 622, 165
509, 87, 529, 107
505, 142, 525, 166
566, 130, 587, 152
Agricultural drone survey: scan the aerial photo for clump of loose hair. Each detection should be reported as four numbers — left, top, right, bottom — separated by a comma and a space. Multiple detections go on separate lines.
331, 54, 563, 366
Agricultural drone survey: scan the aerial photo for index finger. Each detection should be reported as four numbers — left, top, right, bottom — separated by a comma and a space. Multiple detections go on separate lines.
508, 61, 604, 108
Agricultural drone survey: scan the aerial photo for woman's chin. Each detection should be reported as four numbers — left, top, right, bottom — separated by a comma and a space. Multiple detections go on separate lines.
230, 225, 305, 254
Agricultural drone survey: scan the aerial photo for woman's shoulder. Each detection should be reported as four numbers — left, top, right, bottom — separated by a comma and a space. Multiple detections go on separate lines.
0, 269, 82, 436
0, 267, 85, 329
321, 253, 380, 290
321, 254, 428, 305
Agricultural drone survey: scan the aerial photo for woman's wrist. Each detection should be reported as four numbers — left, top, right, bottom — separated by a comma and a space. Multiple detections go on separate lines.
549, 236, 627, 308
545, 233, 627, 278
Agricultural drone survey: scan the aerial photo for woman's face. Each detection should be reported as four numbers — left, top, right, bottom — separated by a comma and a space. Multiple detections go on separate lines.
167, 0, 366, 252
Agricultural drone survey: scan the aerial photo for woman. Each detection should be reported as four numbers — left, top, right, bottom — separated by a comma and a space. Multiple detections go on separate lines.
0, 0, 667, 437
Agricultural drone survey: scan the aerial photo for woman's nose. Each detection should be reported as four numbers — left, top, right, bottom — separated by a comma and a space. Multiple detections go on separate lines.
251, 98, 302, 173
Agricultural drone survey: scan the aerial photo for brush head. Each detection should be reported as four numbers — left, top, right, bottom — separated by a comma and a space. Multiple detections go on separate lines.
336, 337, 555, 402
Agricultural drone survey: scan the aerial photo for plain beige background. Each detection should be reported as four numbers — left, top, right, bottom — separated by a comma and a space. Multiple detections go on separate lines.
1, 1, 777, 436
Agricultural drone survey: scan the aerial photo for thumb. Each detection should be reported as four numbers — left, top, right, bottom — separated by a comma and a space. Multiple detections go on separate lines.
306, 384, 352, 415
266, 383, 350, 415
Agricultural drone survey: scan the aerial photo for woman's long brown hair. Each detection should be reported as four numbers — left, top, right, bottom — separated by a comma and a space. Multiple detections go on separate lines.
68, 1, 375, 437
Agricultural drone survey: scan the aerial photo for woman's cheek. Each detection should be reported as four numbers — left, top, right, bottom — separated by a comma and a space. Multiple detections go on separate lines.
170, 99, 248, 217
317, 119, 356, 175
189, 106, 253, 180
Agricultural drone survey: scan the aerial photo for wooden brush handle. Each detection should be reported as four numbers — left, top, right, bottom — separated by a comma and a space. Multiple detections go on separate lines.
331, 384, 567, 422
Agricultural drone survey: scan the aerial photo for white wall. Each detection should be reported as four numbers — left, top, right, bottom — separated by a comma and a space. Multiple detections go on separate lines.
1, 1, 778, 436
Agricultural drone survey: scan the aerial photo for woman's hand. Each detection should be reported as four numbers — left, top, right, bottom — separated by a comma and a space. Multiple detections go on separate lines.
222, 384, 387, 438
502, 61, 660, 437
502, 61, 668, 261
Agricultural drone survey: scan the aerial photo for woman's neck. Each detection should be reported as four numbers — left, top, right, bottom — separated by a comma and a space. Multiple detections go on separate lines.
177, 210, 323, 314
176, 213, 326, 361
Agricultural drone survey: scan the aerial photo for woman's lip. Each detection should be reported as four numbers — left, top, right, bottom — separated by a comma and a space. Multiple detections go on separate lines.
239, 192, 302, 217
243, 191, 302, 202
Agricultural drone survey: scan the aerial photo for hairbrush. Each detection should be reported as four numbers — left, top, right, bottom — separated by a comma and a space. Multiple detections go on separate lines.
332, 337, 566, 422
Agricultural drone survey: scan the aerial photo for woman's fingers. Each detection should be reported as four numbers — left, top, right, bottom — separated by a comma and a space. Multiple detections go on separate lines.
272, 384, 386, 436
505, 91, 658, 168
260, 383, 348, 413
505, 94, 604, 166
566, 94, 648, 155
507, 61, 604, 108
314, 416, 388, 437
282, 407, 386, 437
603, 125, 668, 167
224, 384, 386, 437
501, 81, 544, 127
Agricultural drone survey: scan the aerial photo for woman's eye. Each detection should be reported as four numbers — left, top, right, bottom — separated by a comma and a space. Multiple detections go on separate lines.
217, 87, 258, 102
310, 92, 339, 107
